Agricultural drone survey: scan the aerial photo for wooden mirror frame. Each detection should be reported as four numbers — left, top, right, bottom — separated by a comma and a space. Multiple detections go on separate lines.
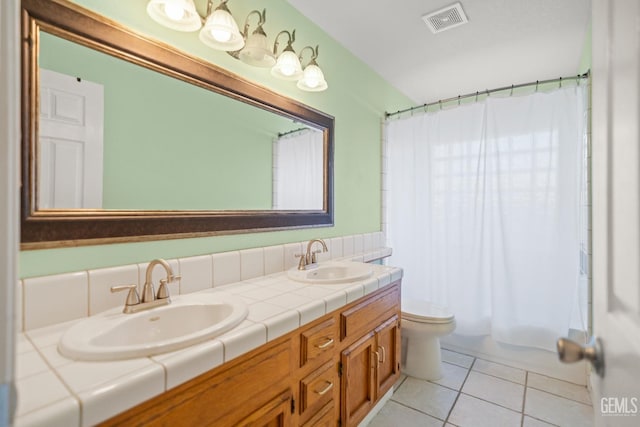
21, 0, 334, 249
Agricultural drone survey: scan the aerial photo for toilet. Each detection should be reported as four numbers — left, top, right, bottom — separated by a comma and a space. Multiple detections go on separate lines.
401, 298, 456, 380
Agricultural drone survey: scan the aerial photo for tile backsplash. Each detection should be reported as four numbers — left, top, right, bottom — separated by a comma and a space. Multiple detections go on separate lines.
17, 233, 388, 332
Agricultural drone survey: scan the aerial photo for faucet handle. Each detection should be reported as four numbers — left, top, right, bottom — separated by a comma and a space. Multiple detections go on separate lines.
110, 284, 140, 308
295, 253, 307, 270
156, 279, 172, 300
168, 274, 181, 283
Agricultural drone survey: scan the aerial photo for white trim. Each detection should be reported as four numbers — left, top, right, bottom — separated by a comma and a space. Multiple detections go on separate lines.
0, 0, 20, 424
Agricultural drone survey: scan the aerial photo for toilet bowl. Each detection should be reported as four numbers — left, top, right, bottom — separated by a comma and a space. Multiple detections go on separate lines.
401, 298, 455, 380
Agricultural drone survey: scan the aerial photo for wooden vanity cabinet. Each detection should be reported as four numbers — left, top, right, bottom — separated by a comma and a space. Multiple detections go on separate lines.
339, 285, 401, 427
99, 281, 400, 427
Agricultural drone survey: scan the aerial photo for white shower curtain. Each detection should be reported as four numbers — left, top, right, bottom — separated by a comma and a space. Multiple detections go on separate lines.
385, 86, 586, 351
272, 128, 323, 210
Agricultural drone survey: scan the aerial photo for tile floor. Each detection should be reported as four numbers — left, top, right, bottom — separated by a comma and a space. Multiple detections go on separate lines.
368, 348, 593, 427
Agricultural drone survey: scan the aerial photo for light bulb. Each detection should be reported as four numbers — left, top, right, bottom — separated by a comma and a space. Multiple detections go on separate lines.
271, 50, 302, 80
211, 28, 232, 42
297, 64, 327, 91
164, 2, 185, 21
147, 0, 201, 32
281, 65, 295, 76
305, 77, 319, 88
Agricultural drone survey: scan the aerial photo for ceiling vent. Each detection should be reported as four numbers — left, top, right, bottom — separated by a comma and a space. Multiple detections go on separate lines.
422, 2, 468, 34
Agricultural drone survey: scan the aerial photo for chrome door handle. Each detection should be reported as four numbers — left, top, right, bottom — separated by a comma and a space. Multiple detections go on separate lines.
557, 336, 604, 377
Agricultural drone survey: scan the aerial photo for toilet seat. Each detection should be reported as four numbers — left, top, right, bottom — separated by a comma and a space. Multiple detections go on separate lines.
401, 298, 454, 324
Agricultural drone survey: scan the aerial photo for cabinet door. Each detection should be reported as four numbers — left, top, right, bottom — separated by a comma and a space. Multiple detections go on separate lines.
340, 332, 377, 427
236, 389, 292, 427
375, 315, 401, 397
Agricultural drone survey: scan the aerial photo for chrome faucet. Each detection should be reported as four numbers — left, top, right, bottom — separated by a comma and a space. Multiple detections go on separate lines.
111, 258, 181, 314
297, 239, 328, 270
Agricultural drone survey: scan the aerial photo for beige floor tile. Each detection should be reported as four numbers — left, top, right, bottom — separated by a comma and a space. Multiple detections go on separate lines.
441, 349, 474, 368
525, 388, 594, 427
448, 394, 521, 427
392, 377, 458, 420
431, 362, 469, 391
472, 359, 526, 384
527, 372, 591, 405
368, 400, 443, 427
394, 374, 408, 391
462, 371, 524, 411
523, 415, 559, 426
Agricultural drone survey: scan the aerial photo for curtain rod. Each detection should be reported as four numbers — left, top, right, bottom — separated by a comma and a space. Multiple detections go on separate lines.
385, 71, 590, 119
277, 126, 310, 138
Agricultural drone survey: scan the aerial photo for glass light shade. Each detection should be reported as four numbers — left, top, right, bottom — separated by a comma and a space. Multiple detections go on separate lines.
297, 64, 328, 92
239, 31, 276, 67
199, 8, 244, 51
146, 0, 202, 32
271, 50, 303, 81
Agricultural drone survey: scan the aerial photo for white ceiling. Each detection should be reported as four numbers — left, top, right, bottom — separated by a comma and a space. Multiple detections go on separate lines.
287, 0, 591, 105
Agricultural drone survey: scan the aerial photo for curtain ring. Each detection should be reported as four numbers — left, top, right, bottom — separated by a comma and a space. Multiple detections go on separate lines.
559, 77, 563, 88
439, 100, 442, 110
510, 84, 514, 96
423, 103, 427, 113
457, 95, 461, 106
535, 80, 539, 92
475, 91, 479, 102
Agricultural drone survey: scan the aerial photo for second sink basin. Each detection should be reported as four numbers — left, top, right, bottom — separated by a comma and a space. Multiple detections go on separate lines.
58, 292, 248, 361
288, 261, 374, 284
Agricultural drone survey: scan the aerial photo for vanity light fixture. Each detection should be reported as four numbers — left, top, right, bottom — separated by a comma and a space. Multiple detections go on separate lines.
271, 30, 303, 81
146, 0, 202, 32
297, 45, 328, 92
146, 1, 328, 91
198, 0, 244, 51
230, 9, 276, 67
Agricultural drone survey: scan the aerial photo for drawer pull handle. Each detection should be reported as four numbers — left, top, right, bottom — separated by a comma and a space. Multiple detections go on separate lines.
315, 381, 334, 396
378, 346, 386, 363
316, 338, 334, 349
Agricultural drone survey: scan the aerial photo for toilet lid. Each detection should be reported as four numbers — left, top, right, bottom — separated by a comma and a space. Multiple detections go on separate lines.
401, 298, 455, 324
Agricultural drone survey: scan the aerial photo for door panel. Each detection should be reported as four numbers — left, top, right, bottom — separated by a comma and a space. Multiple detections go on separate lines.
591, 0, 640, 424
39, 68, 104, 208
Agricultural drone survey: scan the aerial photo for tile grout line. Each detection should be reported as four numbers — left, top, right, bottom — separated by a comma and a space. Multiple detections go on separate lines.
521, 370, 528, 427
442, 357, 477, 425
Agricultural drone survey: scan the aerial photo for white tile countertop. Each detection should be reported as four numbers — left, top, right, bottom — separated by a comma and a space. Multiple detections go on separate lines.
14, 255, 402, 427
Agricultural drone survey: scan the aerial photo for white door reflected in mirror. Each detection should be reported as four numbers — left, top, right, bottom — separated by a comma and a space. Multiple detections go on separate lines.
39, 69, 104, 209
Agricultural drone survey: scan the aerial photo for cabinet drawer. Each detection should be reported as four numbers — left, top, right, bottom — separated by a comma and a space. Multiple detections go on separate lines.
302, 401, 334, 427
300, 361, 337, 418
341, 284, 400, 340
301, 317, 337, 366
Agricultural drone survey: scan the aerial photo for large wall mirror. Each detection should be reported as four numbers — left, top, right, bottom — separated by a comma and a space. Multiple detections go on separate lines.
21, 0, 334, 248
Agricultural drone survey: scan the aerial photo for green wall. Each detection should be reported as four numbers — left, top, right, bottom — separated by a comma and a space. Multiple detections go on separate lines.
20, 0, 412, 278
40, 32, 300, 210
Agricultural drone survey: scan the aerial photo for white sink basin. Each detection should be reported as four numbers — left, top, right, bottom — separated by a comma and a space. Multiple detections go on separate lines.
288, 261, 374, 284
58, 293, 248, 361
